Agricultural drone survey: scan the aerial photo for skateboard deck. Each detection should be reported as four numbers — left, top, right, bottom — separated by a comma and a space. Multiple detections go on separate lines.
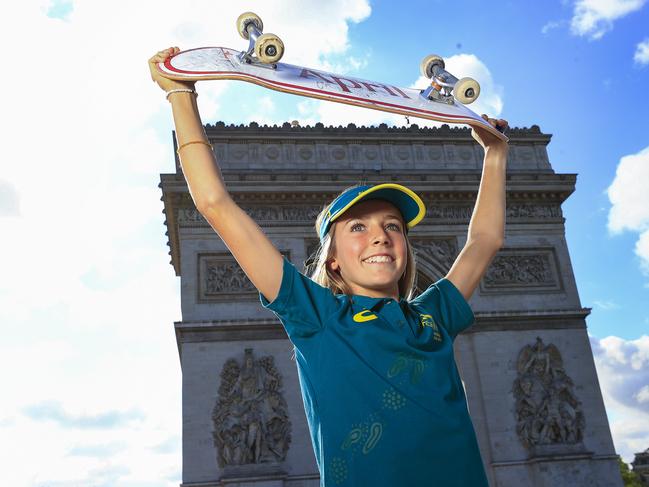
157, 46, 507, 142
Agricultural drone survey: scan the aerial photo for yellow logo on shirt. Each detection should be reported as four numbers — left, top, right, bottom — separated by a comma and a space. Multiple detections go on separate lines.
353, 310, 378, 323
420, 314, 442, 341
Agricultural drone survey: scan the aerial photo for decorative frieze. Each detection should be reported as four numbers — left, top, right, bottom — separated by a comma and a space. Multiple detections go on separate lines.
513, 337, 585, 452
481, 248, 562, 293
177, 206, 322, 228
244, 205, 322, 225
212, 348, 292, 467
176, 203, 563, 229
421, 204, 473, 222
207, 141, 498, 168
178, 208, 207, 225
192, 121, 552, 170
507, 203, 562, 220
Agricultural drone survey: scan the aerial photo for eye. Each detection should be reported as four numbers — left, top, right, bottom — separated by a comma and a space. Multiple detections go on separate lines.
350, 222, 365, 232
386, 222, 401, 231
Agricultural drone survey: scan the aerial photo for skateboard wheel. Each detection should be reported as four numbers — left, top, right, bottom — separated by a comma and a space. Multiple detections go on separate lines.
255, 33, 285, 63
454, 77, 480, 104
420, 54, 444, 78
237, 11, 263, 40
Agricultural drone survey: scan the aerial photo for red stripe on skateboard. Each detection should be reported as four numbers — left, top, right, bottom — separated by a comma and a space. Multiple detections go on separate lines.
163, 58, 474, 122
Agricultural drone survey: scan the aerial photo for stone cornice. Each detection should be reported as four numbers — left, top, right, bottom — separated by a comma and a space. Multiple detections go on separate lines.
160, 173, 577, 198
202, 121, 550, 141
159, 179, 576, 206
175, 308, 591, 330
173, 308, 591, 351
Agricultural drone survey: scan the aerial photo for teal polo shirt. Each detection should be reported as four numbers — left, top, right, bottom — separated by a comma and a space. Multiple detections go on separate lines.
260, 257, 488, 487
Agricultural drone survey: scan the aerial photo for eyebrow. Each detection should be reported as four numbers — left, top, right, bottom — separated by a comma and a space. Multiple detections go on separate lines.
346, 214, 404, 224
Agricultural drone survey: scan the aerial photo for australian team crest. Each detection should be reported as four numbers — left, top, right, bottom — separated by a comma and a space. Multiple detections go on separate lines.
419, 314, 442, 342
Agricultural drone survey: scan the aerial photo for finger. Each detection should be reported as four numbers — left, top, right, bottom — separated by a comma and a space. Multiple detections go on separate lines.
495, 119, 509, 133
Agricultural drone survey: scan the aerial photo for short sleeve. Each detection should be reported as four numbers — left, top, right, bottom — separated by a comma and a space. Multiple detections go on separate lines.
260, 256, 340, 339
410, 277, 475, 339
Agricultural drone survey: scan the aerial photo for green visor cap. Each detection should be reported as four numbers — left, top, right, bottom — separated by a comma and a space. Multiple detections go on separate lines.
319, 183, 426, 241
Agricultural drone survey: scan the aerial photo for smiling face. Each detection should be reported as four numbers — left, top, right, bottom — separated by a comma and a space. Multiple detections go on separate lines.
327, 199, 408, 300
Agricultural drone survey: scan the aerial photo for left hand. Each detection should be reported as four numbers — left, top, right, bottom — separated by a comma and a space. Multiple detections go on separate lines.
471, 115, 509, 152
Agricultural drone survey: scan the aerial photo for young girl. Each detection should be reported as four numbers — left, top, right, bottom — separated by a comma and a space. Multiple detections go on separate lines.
150, 47, 508, 487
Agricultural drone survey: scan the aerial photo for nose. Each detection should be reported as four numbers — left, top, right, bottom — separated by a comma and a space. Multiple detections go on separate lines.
372, 226, 390, 245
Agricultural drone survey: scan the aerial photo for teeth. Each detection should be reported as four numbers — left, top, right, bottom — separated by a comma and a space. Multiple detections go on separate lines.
363, 255, 393, 263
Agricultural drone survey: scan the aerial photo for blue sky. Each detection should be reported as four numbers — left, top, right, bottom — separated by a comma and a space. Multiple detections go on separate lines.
0, 0, 647, 485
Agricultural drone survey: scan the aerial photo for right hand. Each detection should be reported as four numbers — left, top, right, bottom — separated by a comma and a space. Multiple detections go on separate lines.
148, 46, 196, 93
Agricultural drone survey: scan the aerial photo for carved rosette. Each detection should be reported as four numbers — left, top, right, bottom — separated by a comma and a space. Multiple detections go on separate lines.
513, 337, 585, 450
212, 349, 292, 467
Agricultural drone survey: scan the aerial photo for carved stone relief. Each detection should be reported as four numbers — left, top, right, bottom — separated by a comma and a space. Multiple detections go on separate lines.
421, 204, 473, 222
198, 252, 289, 302
513, 337, 585, 450
177, 207, 322, 228
244, 205, 322, 225
212, 348, 292, 467
481, 248, 562, 293
507, 204, 562, 220
411, 238, 458, 275
178, 208, 207, 226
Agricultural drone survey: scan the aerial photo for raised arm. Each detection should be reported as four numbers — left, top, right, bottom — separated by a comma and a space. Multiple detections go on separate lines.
445, 116, 509, 301
149, 47, 284, 302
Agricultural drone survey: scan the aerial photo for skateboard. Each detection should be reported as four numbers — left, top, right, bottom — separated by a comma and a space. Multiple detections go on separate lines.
157, 12, 508, 141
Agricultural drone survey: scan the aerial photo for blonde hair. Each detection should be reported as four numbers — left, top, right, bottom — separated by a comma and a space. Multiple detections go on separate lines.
308, 189, 417, 300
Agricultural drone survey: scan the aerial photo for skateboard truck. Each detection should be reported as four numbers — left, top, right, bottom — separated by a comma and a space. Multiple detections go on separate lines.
419, 55, 480, 105
236, 12, 285, 69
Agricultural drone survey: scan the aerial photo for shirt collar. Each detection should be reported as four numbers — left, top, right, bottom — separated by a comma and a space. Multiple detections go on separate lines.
350, 293, 407, 311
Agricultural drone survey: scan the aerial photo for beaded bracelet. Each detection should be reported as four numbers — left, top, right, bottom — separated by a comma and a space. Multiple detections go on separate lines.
176, 140, 212, 154
166, 88, 197, 100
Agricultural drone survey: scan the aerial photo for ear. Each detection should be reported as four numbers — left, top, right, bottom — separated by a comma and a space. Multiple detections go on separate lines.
327, 257, 340, 272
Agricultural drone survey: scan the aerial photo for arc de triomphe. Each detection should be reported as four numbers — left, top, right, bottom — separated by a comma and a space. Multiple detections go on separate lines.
160, 121, 622, 486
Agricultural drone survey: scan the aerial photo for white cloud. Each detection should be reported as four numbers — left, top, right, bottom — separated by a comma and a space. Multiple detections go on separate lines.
606, 145, 649, 276
593, 299, 621, 310
0, 179, 21, 216
590, 334, 649, 462
637, 385, 649, 403
541, 20, 565, 34
635, 38, 649, 65
570, 0, 647, 39
0, 0, 371, 485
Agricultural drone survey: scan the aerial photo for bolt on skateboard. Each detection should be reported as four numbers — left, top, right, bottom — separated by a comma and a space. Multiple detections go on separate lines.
157, 12, 508, 141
